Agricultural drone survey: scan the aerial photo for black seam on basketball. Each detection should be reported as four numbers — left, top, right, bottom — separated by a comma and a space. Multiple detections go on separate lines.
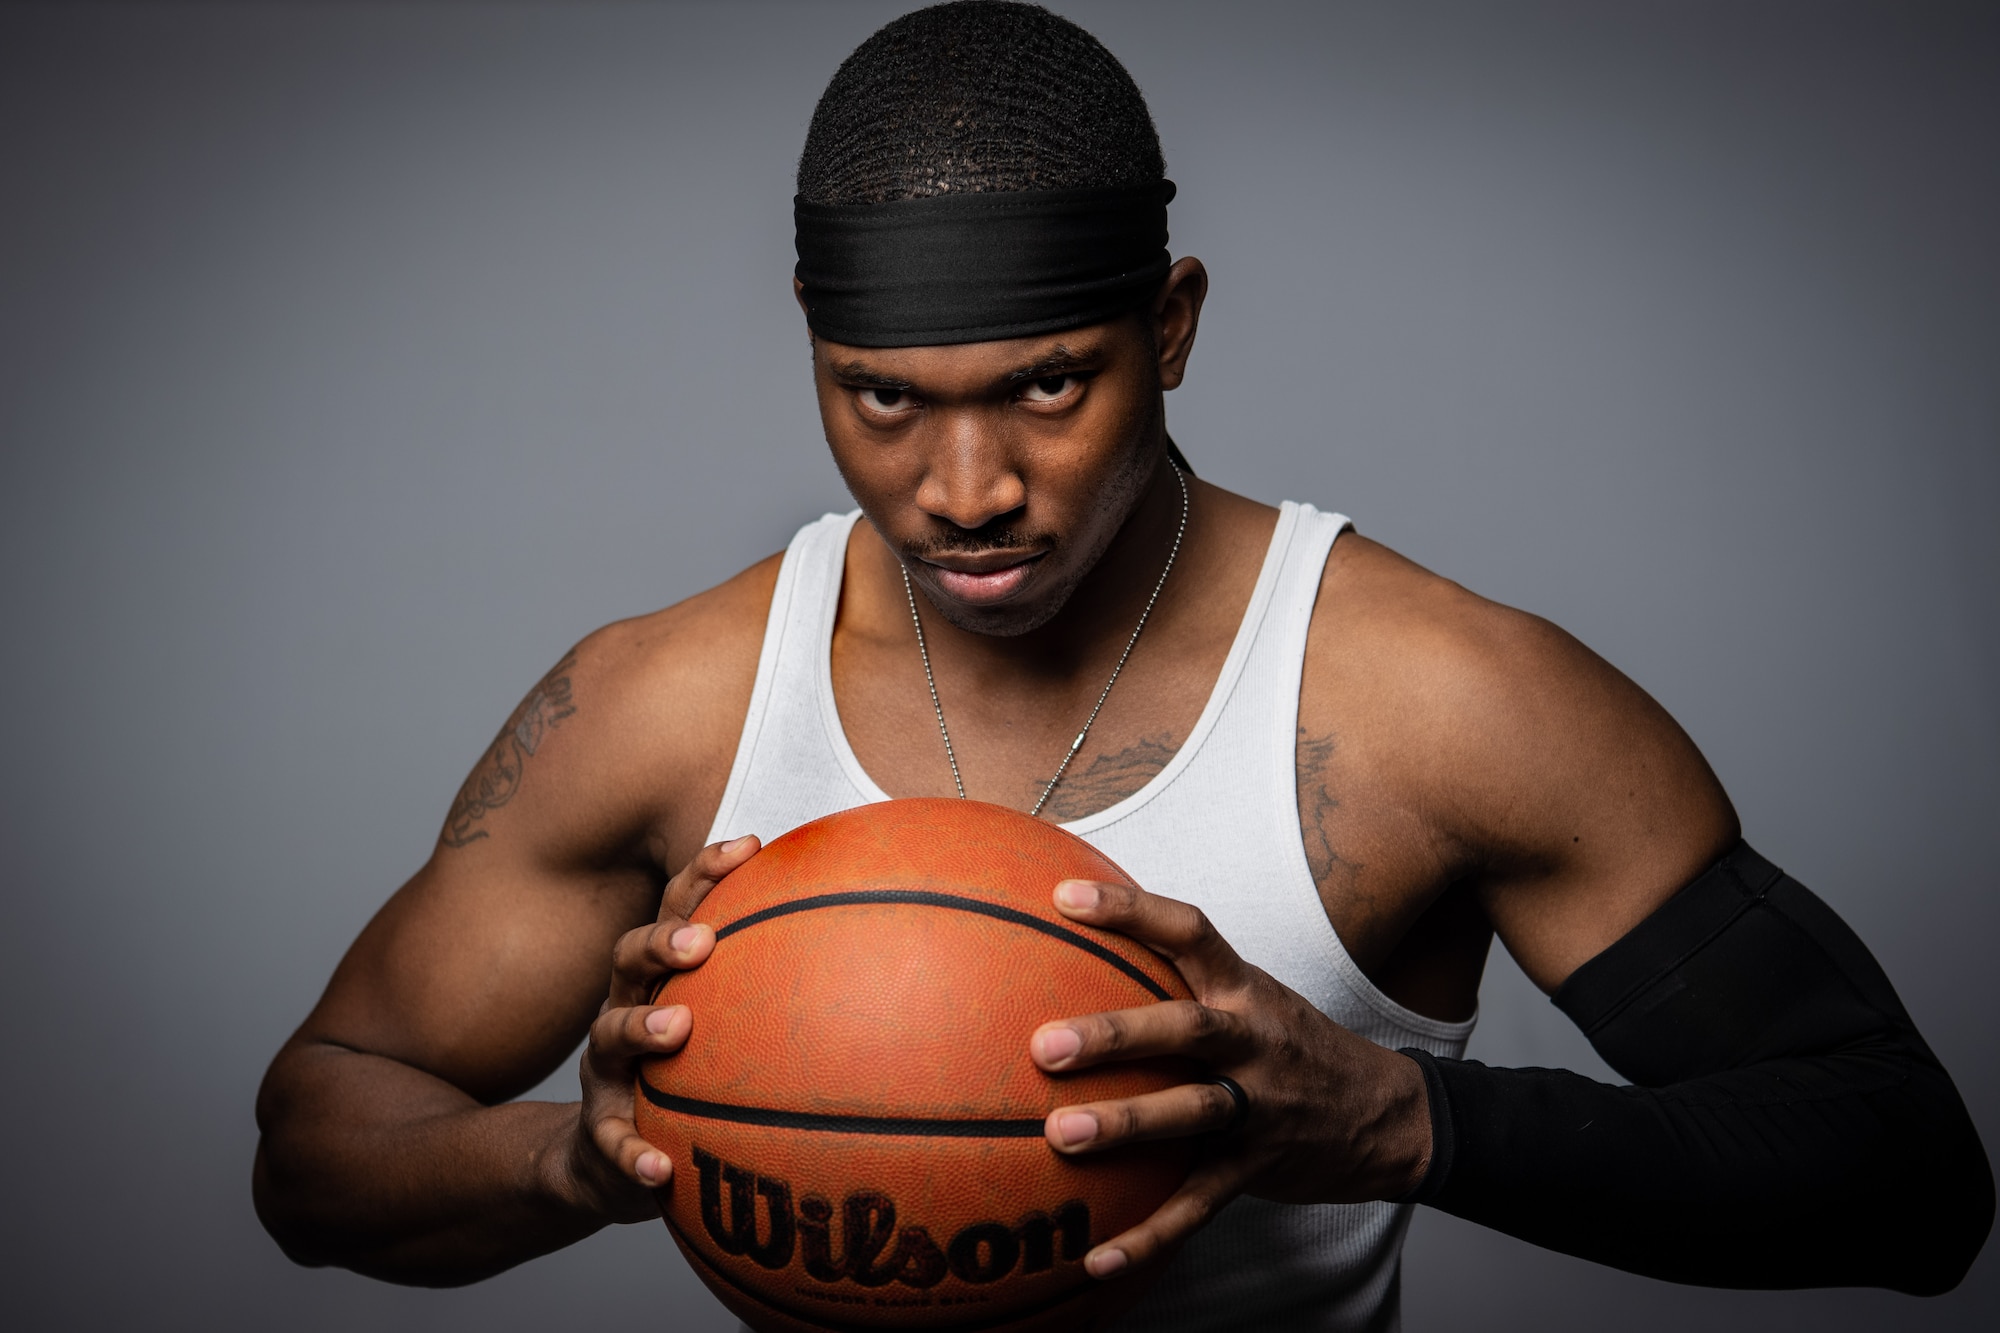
642, 1084, 1048, 1137
674, 1217, 1104, 1332
712, 888, 1172, 1001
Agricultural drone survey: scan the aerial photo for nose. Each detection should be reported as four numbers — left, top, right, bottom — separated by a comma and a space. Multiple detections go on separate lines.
914, 413, 1027, 531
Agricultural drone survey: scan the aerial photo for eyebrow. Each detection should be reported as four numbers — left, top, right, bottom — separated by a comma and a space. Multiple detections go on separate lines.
830, 362, 913, 390
1003, 344, 1099, 383
828, 341, 1103, 393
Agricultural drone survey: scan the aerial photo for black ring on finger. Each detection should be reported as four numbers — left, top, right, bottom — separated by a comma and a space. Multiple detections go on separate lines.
1205, 1075, 1250, 1135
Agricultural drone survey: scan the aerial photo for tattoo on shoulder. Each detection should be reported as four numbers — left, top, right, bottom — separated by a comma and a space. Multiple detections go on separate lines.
1041, 731, 1179, 822
441, 652, 579, 848
1297, 726, 1363, 893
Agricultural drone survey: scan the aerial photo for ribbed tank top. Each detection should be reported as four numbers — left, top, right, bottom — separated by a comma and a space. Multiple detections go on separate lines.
706, 503, 1474, 1333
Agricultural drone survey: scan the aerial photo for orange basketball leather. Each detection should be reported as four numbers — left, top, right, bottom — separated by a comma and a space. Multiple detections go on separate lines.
636, 798, 1197, 1332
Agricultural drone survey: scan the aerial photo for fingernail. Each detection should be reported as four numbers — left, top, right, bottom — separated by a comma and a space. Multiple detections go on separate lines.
645, 1006, 681, 1035
1087, 1248, 1128, 1278
723, 836, 752, 853
638, 1152, 669, 1184
1036, 1027, 1082, 1065
1056, 1111, 1098, 1147
1055, 880, 1100, 911
669, 926, 699, 952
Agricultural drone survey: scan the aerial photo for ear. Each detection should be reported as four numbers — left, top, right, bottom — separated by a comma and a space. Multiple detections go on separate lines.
792, 277, 818, 351
1151, 257, 1209, 392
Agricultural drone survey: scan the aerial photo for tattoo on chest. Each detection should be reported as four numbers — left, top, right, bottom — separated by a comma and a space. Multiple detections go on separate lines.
1039, 731, 1178, 822
441, 652, 579, 847
1297, 727, 1362, 894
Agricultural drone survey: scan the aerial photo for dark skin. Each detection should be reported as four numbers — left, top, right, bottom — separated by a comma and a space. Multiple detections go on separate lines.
253, 255, 1738, 1286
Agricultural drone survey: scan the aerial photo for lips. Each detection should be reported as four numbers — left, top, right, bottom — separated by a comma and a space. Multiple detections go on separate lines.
921, 553, 1043, 606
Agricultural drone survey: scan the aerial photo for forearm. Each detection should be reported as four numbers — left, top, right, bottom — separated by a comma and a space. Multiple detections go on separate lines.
1403, 844, 1993, 1294
253, 1043, 625, 1285
1405, 1042, 1988, 1292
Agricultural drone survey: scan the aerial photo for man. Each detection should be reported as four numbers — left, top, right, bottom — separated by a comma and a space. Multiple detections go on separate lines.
253, 3, 1991, 1329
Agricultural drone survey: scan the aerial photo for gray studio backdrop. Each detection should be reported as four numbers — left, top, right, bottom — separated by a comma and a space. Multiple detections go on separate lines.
2, 2, 1993, 1330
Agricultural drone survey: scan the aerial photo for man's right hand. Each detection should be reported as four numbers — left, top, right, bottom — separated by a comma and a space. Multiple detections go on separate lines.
565, 834, 761, 1221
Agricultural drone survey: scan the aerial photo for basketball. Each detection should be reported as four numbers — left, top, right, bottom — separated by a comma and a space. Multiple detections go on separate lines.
636, 798, 1198, 1333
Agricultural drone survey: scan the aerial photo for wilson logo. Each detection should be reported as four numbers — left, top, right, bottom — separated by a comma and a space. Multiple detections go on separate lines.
692, 1146, 1091, 1288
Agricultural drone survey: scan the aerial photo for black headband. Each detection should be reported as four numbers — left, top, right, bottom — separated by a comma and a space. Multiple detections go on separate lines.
793, 180, 1176, 347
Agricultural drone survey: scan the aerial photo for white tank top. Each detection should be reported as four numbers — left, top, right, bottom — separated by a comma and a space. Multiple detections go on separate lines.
706, 503, 1474, 1333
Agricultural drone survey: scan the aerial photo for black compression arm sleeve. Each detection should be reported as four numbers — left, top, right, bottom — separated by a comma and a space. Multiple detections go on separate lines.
1400, 843, 1993, 1294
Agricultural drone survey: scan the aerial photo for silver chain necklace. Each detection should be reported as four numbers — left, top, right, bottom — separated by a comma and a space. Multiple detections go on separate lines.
900, 463, 1189, 819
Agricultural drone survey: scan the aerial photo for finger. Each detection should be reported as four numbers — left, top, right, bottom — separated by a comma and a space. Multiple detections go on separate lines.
1044, 1079, 1246, 1154
585, 1003, 693, 1071
1083, 1158, 1247, 1279
591, 1112, 674, 1188
1030, 1000, 1254, 1072
1052, 879, 1250, 995
608, 919, 716, 1006
661, 834, 760, 921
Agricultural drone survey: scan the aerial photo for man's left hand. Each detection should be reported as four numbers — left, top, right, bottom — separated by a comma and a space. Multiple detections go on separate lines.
1031, 878, 1434, 1278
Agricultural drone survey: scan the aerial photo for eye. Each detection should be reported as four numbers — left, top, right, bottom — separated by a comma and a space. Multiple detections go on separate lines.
858, 386, 916, 414
1020, 375, 1080, 404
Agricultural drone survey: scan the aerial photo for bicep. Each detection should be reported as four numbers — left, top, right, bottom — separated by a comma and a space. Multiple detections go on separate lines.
1443, 614, 1740, 992
297, 848, 659, 1104
292, 637, 670, 1102
276, 579, 775, 1105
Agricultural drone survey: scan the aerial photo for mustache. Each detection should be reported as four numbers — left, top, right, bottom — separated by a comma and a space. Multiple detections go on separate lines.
902, 525, 1059, 559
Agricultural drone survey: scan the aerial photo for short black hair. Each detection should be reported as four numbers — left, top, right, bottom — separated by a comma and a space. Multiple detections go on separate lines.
797, 1, 1165, 206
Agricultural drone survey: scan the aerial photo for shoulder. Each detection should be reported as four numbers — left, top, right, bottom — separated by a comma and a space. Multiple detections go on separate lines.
1310, 532, 1618, 733
1298, 532, 1621, 876
1306, 529, 1723, 819
566, 550, 785, 738
1303, 532, 1738, 975
439, 551, 786, 870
